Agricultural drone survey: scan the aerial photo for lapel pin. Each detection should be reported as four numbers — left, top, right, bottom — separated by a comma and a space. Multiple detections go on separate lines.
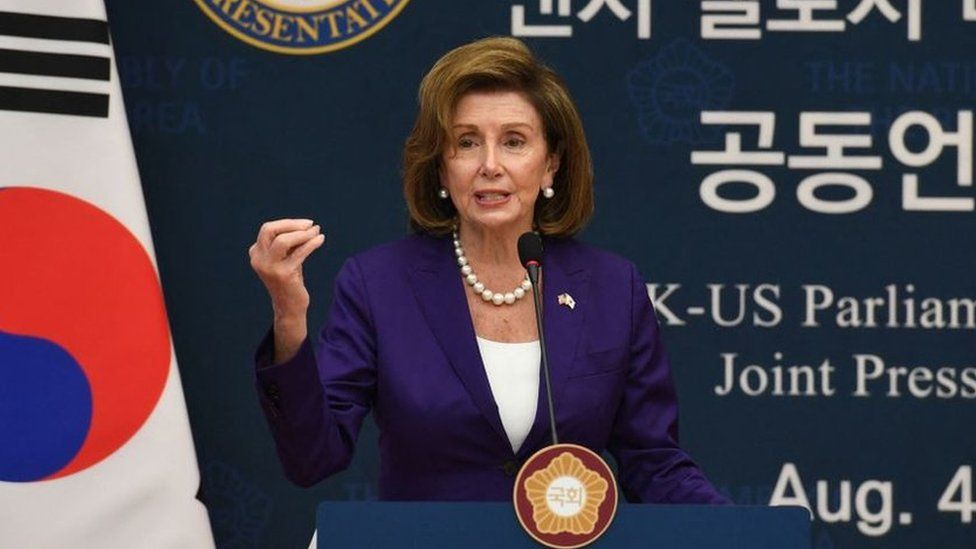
557, 293, 576, 310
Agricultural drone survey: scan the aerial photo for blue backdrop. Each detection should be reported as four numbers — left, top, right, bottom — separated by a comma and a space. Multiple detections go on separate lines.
104, 1, 976, 547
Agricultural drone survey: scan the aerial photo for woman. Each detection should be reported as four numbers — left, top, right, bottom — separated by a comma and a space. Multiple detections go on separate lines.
249, 37, 727, 504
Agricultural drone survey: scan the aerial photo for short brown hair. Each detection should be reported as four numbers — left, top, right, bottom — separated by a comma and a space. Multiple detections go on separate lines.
403, 37, 594, 237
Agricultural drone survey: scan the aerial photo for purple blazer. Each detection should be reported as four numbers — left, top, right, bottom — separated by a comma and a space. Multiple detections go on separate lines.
255, 234, 728, 503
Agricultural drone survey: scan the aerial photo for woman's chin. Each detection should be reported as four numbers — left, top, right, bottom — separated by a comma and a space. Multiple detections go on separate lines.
460, 211, 533, 235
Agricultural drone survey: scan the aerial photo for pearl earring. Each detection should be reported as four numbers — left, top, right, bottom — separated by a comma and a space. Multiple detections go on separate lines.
438, 188, 449, 199
542, 187, 555, 199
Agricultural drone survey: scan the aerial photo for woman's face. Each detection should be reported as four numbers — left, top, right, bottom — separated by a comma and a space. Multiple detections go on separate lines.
440, 90, 558, 237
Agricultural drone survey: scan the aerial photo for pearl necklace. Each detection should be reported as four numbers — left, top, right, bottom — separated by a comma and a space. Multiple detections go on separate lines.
453, 231, 532, 306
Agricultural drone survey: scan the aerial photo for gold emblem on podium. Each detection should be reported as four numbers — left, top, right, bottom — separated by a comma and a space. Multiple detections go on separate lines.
514, 444, 618, 548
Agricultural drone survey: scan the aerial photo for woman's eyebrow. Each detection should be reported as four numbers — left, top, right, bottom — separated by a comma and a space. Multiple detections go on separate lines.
450, 122, 536, 131
501, 122, 535, 132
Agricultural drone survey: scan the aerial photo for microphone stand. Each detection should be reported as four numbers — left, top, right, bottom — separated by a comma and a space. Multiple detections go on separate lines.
526, 260, 558, 446
512, 234, 619, 546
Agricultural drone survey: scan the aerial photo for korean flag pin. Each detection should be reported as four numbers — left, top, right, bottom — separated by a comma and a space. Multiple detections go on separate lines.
557, 293, 576, 310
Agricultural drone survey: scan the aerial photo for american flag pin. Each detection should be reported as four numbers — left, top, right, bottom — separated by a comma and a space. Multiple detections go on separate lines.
557, 293, 576, 310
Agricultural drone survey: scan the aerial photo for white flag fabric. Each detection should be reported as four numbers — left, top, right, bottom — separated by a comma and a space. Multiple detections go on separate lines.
0, 1, 214, 547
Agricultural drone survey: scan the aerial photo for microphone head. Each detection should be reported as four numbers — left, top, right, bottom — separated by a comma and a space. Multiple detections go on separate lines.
517, 232, 544, 267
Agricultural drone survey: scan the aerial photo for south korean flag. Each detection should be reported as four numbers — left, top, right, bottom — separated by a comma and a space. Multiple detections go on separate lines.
0, 1, 214, 547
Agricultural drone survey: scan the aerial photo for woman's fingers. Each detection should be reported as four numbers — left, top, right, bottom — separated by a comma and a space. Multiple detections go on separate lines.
249, 218, 322, 321
287, 232, 326, 266
249, 220, 325, 280
269, 225, 321, 259
257, 218, 314, 249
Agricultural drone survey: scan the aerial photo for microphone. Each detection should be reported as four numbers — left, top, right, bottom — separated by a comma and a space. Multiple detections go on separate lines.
518, 232, 558, 445
517, 230, 543, 282
511, 236, 619, 544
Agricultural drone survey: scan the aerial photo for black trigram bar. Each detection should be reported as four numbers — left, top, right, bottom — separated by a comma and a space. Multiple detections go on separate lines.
0, 11, 109, 44
0, 48, 109, 80
0, 85, 107, 117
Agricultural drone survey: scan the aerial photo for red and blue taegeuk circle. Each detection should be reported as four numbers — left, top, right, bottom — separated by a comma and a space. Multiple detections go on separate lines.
0, 187, 170, 481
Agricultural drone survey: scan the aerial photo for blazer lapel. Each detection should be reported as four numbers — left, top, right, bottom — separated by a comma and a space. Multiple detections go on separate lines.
405, 236, 510, 447
518, 239, 589, 457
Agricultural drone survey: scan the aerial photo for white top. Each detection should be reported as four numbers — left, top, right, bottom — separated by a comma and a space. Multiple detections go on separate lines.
476, 337, 541, 453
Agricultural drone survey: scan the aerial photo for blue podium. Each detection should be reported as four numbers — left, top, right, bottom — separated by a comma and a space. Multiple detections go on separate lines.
316, 502, 810, 548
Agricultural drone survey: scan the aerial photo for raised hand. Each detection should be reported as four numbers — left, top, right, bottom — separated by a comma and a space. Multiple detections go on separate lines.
249, 218, 325, 363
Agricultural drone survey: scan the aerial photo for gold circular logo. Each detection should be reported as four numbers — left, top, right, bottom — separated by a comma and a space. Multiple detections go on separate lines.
514, 444, 618, 548
192, 0, 411, 55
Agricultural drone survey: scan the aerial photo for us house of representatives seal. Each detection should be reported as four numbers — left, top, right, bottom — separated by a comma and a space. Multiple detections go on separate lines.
193, 0, 411, 55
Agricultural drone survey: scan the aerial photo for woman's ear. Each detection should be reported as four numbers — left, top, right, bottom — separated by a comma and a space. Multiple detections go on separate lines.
544, 153, 561, 187
547, 153, 561, 175
437, 156, 449, 189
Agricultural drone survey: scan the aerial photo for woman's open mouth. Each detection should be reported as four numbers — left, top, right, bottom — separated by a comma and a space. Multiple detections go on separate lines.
474, 191, 512, 205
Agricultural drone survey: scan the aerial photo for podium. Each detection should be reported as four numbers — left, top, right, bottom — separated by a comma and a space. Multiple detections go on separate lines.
316, 502, 810, 548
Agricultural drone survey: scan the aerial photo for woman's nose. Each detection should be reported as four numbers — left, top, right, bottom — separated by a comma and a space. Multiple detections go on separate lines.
479, 144, 503, 179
